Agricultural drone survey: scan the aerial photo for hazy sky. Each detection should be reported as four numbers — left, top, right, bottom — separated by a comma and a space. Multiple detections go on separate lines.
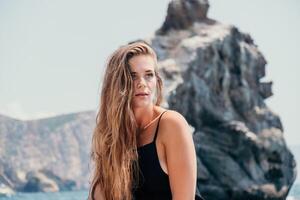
0, 0, 299, 146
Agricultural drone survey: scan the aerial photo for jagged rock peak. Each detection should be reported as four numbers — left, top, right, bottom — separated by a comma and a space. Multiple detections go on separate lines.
157, 0, 210, 34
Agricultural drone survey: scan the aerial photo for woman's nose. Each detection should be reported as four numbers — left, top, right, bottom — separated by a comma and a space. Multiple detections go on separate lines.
137, 77, 146, 88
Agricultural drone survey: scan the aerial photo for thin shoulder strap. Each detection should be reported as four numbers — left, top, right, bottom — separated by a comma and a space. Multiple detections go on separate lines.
153, 110, 168, 142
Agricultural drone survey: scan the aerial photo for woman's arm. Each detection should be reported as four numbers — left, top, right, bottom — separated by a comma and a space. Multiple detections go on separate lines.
92, 184, 105, 200
162, 111, 198, 200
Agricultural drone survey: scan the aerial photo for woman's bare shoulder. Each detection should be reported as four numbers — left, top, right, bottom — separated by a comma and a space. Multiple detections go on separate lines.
159, 110, 191, 140
161, 110, 188, 125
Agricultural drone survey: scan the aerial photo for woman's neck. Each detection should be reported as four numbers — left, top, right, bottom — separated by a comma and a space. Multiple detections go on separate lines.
134, 105, 158, 131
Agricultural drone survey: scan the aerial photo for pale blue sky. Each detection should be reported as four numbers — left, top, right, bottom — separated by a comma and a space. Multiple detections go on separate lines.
0, 0, 299, 146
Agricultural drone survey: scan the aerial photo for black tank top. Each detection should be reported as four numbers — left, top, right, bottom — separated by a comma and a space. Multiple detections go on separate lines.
132, 110, 205, 200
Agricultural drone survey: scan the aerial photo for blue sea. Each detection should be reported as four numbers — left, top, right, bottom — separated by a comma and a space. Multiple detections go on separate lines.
0, 184, 299, 200
0, 190, 89, 200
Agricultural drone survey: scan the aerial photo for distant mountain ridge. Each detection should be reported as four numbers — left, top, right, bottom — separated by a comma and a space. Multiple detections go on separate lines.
0, 110, 96, 192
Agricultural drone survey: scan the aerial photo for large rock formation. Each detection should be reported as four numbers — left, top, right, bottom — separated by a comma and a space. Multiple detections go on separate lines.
145, 0, 297, 199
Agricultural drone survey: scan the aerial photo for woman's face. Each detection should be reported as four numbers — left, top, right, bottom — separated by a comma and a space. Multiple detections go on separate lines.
129, 54, 157, 109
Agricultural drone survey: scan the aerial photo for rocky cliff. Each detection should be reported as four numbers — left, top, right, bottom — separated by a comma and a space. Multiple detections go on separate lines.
145, 0, 296, 199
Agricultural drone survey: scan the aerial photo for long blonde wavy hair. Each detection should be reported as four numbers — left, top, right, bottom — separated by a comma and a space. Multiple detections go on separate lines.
89, 41, 163, 200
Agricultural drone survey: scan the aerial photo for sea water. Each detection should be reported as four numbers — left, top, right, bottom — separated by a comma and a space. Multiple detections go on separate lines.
1, 184, 299, 200
0, 190, 89, 200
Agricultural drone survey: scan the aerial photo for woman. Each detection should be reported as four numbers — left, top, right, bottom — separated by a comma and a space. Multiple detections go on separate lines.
89, 41, 204, 200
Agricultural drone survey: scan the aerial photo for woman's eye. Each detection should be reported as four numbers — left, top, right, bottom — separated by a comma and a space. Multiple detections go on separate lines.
131, 73, 153, 80
146, 73, 154, 78
131, 74, 137, 79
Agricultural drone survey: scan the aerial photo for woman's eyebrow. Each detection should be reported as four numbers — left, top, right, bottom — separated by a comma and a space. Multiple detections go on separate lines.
131, 69, 153, 74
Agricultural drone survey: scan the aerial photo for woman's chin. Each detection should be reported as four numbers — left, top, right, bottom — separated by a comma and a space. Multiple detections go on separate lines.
132, 101, 153, 108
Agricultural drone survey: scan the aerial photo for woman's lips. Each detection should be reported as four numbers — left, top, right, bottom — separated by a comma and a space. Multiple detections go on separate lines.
135, 94, 149, 97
